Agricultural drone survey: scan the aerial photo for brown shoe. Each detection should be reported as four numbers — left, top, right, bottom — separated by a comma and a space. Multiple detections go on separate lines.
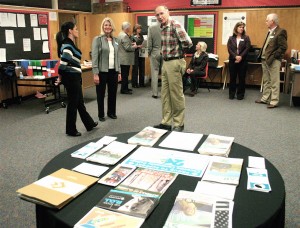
267, 104, 278, 109
255, 99, 268, 104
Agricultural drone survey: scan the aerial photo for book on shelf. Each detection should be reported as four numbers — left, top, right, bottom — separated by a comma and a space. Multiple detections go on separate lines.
197, 134, 234, 157
98, 164, 137, 187
194, 180, 237, 200
72, 162, 109, 177
159, 131, 203, 151
16, 168, 98, 209
74, 206, 144, 228
116, 167, 177, 196
127, 126, 168, 147
86, 141, 137, 165
201, 156, 243, 185
97, 188, 160, 219
247, 167, 271, 192
163, 190, 216, 228
71, 142, 103, 159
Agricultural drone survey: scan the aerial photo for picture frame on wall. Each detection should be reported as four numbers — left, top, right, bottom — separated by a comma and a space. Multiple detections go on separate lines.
191, 0, 221, 6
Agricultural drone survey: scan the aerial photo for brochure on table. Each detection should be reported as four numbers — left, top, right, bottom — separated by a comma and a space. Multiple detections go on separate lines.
201, 156, 243, 185
159, 131, 203, 151
122, 146, 210, 178
74, 207, 144, 228
247, 167, 271, 192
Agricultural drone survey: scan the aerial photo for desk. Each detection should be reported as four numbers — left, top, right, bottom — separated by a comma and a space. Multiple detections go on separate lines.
208, 65, 224, 89
223, 60, 263, 91
36, 132, 285, 228
289, 69, 300, 106
17, 76, 65, 113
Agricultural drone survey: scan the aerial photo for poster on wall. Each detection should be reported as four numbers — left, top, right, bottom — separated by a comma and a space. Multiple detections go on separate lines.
188, 15, 214, 38
222, 12, 246, 45
191, 0, 221, 6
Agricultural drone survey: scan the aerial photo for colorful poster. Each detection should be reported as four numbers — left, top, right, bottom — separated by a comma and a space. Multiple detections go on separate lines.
188, 15, 214, 38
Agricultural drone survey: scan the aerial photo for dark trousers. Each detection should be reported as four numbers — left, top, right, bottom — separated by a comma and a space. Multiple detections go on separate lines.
183, 70, 205, 91
95, 70, 118, 118
132, 57, 145, 86
190, 70, 205, 91
120, 65, 130, 92
62, 72, 94, 134
229, 60, 247, 98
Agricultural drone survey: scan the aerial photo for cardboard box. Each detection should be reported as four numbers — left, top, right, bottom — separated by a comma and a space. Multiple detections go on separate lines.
111, 2, 128, 12
93, 2, 128, 14
92, 3, 102, 14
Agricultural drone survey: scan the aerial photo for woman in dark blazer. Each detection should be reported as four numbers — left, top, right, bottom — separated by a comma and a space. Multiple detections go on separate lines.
131, 24, 145, 88
184, 41, 208, 97
92, 17, 121, 121
227, 21, 251, 100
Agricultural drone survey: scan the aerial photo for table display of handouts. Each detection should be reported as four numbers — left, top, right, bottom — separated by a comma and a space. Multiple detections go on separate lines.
17, 127, 272, 228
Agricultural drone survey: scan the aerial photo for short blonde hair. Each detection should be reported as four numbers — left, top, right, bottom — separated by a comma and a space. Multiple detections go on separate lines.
198, 41, 207, 52
100, 17, 116, 35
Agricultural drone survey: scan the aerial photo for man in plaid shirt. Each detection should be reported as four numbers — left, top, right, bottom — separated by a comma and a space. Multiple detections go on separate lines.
154, 5, 193, 132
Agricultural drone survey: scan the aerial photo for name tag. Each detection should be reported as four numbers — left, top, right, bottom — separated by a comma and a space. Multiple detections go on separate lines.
240, 39, 244, 41
270, 36, 274, 38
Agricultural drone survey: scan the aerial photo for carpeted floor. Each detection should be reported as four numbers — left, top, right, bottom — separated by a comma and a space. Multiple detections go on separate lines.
0, 84, 299, 227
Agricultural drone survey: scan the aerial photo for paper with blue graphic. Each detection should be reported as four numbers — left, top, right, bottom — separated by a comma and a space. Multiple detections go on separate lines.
247, 167, 271, 192
122, 146, 210, 178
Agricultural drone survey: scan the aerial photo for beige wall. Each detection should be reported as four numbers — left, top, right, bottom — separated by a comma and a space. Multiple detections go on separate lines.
1, 5, 300, 100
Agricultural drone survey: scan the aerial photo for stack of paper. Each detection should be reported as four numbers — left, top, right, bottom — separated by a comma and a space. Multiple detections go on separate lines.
16, 168, 98, 209
201, 156, 243, 186
71, 142, 103, 159
86, 141, 137, 165
159, 131, 203, 151
198, 134, 234, 157
98, 164, 136, 187
127, 126, 168, 147
74, 207, 144, 228
246, 168, 271, 192
72, 162, 109, 177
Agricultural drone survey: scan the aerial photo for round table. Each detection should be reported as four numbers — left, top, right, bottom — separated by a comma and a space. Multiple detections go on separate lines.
36, 132, 285, 228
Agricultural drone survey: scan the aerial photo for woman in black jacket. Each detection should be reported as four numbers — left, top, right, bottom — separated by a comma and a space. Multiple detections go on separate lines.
184, 41, 208, 97
131, 24, 145, 88
227, 21, 251, 100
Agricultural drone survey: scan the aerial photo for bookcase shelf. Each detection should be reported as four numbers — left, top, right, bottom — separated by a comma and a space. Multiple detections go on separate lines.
280, 59, 287, 93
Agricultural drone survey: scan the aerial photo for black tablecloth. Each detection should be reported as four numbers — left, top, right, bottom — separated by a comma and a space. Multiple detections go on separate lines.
36, 132, 285, 228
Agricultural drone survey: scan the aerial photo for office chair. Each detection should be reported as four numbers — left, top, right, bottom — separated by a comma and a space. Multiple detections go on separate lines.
195, 63, 210, 92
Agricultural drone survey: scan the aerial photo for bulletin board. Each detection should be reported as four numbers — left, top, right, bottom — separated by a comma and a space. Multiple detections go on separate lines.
0, 9, 51, 62
136, 12, 218, 54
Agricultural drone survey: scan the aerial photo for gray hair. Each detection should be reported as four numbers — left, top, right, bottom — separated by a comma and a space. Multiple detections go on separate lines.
267, 13, 279, 25
122, 22, 131, 31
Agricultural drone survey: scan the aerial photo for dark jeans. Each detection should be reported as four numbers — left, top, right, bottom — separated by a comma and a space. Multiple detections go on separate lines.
132, 57, 145, 86
120, 65, 130, 92
183, 69, 205, 91
229, 60, 248, 98
95, 70, 118, 118
61, 72, 94, 134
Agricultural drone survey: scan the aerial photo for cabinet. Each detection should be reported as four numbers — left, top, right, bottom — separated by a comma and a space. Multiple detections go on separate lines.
280, 59, 287, 93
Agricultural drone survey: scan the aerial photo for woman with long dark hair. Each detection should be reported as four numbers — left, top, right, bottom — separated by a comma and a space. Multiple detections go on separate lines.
57, 21, 97, 136
227, 21, 251, 100
131, 24, 145, 88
